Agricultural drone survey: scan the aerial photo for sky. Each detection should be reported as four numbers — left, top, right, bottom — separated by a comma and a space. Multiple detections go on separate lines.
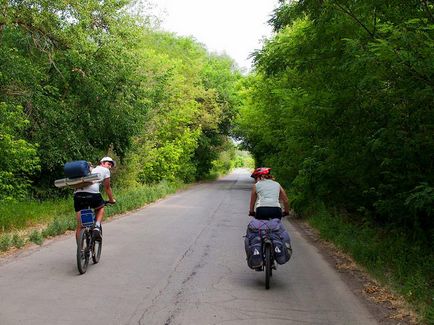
150, 0, 279, 71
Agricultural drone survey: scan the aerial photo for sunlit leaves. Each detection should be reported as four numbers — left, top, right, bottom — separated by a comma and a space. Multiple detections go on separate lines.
1, 0, 242, 196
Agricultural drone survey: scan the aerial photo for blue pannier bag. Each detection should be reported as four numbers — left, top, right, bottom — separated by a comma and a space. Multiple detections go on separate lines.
244, 234, 263, 269
271, 232, 291, 265
244, 218, 292, 268
64, 160, 90, 178
267, 218, 292, 265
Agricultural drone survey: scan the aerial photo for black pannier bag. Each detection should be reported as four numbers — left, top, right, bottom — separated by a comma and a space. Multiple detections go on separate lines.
64, 160, 90, 179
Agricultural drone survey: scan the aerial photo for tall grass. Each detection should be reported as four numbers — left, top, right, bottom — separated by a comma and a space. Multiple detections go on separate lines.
305, 204, 433, 324
0, 180, 183, 251
0, 200, 71, 232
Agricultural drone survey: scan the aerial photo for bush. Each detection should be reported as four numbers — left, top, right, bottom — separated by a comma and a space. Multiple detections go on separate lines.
0, 234, 12, 251
12, 234, 25, 248
29, 230, 43, 245
0, 103, 40, 201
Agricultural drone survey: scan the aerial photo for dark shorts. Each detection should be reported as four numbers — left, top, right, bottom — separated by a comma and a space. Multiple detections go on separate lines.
74, 192, 104, 212
255, 207, 282, 220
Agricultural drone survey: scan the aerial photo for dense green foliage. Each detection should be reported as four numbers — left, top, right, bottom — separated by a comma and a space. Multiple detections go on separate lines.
234, 0, 433, 321
2, 0, 432, 320
235, 0, 434, 237
0, 103, 39, 200
0, 0, 242, 199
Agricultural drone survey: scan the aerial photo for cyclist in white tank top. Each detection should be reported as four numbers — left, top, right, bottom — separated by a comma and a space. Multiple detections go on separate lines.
255, 179, 281, 208
249, 167, 289, 220
245, 167, 293, 267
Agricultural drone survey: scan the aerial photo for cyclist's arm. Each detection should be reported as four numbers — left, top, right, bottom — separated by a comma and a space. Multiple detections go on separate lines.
249, 185, 257, 213
279, 186, 289, 213
102, 178, 115, 203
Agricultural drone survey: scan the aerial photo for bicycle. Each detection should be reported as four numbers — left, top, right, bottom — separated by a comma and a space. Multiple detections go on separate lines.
256, 226, 276, 290
76, 201, 112, 274
246, 216, 291, 290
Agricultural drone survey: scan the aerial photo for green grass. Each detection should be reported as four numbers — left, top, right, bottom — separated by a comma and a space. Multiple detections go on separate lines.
0, 199, 71, 232
305, 204, 433, 324
0, 180, 184, 251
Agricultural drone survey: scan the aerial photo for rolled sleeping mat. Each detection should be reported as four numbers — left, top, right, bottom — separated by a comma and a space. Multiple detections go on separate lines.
54, 173, 101, 188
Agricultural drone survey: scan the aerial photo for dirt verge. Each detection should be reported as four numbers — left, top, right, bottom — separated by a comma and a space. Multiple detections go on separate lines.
289, 217, 420, 325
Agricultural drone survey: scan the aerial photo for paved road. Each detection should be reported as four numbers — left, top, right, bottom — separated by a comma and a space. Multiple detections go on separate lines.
0, 169, 377, 325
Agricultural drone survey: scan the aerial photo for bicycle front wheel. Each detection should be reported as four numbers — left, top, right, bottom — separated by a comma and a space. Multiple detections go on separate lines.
265, 244, 272, 290
77, 229, 90, 274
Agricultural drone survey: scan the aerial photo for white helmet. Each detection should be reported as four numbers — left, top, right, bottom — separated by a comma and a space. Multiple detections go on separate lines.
100, 156, 116, 167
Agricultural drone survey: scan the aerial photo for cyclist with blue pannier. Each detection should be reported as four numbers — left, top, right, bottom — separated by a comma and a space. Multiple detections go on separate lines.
73, 157, 116, 241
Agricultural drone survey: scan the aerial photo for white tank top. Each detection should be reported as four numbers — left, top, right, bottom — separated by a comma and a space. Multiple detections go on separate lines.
255, 179, 281, 208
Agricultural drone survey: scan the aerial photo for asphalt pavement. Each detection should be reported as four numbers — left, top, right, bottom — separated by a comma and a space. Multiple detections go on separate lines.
0, 169, 377, 324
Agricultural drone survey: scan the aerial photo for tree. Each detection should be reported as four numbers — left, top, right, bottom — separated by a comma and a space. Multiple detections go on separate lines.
235, 0, 434, 235
0, 103, 39, 200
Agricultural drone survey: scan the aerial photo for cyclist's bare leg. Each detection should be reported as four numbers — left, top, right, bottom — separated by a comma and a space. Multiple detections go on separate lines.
95, 206, 104, 224
75, 211, 81, 243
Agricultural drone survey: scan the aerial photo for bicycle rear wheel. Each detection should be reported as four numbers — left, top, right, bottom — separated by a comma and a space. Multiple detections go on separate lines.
77, 229, 90, 274
265, 244, 272, 290
92, 235, 102, 264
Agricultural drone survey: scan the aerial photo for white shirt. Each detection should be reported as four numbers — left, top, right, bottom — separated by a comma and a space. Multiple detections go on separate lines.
255, 179, 281, 208
75, 165, 110, 194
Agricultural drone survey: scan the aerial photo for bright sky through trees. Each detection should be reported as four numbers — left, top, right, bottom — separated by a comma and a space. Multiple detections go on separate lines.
154, 0, 279, 71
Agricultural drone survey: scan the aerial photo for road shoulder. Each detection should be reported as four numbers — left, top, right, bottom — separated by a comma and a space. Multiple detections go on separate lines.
287, 217, 419, 325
